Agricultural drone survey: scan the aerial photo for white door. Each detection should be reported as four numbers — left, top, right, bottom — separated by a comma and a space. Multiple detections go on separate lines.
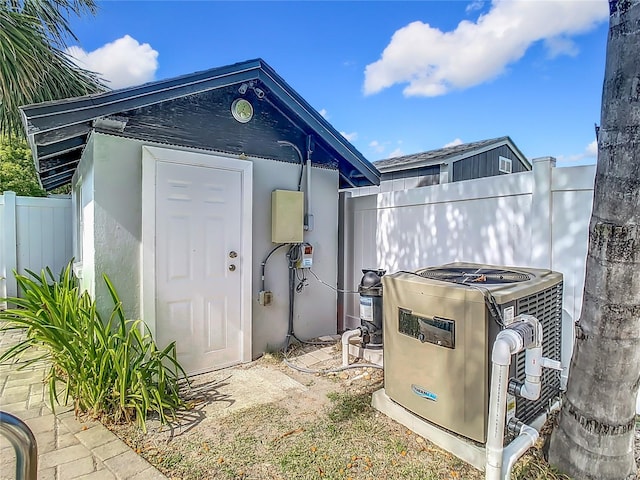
142, 147, 252, 375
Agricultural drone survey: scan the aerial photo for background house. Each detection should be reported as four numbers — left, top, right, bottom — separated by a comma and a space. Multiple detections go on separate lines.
20, 59, 379, 375
349, 136, 530, 196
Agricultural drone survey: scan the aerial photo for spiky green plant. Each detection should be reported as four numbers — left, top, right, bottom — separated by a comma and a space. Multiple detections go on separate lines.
0, 262, 188, 432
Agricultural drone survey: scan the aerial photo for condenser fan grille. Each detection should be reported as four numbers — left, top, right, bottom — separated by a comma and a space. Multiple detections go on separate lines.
416, 267, 531, 285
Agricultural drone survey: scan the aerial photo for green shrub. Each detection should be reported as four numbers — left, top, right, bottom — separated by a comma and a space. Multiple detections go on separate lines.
0, 262, 188, 432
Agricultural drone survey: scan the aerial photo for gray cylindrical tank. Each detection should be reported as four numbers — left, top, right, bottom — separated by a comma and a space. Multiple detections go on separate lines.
359, 269, 385, 347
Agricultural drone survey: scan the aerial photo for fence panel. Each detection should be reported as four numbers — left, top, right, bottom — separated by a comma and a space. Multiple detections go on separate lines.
341, 159, 597, 392
0, 193, 73, 304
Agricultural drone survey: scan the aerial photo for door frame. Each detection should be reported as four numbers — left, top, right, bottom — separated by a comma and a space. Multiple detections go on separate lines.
141, 145, 253, 366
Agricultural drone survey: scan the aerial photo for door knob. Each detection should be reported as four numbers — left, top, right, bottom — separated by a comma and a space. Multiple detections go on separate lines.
228, 264, 236, 271
229, 251, 238, 258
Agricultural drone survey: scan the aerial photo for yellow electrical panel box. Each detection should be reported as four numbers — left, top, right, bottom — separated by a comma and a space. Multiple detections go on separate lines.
272, 190, 304, 243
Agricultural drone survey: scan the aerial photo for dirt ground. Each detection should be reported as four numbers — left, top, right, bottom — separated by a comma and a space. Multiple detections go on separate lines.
104, 342, 576, 480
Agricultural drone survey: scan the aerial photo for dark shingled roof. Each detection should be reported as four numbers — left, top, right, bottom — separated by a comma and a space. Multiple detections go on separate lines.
374, 136, 530, 172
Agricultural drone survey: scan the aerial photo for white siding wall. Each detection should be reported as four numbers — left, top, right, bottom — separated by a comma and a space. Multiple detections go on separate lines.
0, 192, 73, 304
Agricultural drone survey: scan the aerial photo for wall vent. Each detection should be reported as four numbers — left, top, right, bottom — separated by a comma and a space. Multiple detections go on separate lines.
499, 156, 512, 174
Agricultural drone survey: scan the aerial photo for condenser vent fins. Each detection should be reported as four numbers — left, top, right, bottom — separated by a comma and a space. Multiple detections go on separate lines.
417, 267, 531, 285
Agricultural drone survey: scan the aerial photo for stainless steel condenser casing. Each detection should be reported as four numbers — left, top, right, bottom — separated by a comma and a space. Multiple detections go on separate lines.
382, 262, 563, 444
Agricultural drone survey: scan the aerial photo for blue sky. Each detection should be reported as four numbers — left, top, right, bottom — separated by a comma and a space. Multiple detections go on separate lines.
66, 0, 610, 167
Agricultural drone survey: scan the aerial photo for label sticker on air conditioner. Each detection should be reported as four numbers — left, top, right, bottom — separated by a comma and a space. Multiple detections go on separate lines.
411, 384, 438, 402
360, 296, 373, 322
503, 306, 515, 325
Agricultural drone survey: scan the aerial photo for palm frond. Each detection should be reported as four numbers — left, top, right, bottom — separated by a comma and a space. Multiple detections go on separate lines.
0, 2, 104, 138
6, 0, 97, 45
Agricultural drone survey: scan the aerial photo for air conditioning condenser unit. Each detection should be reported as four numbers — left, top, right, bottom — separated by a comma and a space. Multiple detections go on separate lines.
382, 262, 563, 444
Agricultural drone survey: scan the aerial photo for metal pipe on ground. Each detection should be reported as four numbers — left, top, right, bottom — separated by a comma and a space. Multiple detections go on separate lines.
0, 411, 38, 480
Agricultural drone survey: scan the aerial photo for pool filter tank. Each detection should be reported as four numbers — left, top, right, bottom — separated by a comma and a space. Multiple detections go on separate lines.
358, 269, 385, 348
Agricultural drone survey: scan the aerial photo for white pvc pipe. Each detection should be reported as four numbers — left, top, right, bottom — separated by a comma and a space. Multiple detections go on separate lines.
518, 345, 543, 400
486, 330, 524, 480
502, 425, 539, 480
341, 329, 361, 367
486, 355, 510, 480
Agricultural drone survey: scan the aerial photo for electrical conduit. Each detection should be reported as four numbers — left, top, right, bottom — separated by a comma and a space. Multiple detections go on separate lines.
305, 136, 313, 231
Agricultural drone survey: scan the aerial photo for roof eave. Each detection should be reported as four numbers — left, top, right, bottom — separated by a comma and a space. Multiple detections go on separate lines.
375, 137, 531, 174
256, 63, 379, 186
20, 58, 380, 189
20, 61, 264, 135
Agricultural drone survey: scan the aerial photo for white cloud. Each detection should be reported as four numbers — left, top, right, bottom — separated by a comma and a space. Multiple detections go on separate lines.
544, 36, 579, 58
466, 1, 485, 14
319, 108, 329, 119
364, 0, 608, 97
557, 139, 598, 164
66, 35, 159, 89
389, 148, 404, 158
369, 140, 385, 153
341, 131, 358, 141
443, 138, 463, 148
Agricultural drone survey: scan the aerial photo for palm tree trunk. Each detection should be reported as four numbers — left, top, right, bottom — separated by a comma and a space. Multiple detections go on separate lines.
548, 1, 640, 478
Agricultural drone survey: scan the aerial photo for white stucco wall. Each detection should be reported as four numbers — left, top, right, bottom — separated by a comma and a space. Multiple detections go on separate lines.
71, 135, 96, 299
250, 157, 338, 353
78, 132, 338, 357
92, 134, 144, 320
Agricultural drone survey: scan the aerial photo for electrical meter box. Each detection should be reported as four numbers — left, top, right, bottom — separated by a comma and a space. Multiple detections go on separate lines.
272, 190, 304, 243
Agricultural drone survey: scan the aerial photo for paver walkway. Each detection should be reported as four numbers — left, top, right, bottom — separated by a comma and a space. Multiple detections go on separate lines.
0, 328, 167, 480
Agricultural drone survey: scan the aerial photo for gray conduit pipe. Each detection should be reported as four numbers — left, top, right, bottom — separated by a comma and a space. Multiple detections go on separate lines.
305, 135, 313, 231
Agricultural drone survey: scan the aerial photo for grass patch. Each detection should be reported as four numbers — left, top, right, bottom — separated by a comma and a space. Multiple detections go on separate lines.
326, 391, 372, 422
143, 392, 483, 479
118, 393, 574, 480
109, 372, 572, 479
512, 447, 572, 480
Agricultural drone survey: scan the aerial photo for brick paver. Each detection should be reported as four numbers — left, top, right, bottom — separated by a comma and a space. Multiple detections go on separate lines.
0, 327, 167, 479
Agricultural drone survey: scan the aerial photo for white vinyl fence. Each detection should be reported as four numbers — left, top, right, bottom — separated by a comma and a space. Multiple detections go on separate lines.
0, 192, 73, 305
340, 157, 596, 389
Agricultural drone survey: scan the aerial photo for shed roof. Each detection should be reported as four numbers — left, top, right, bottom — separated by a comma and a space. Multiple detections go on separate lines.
20, 58, 379, 190
374, 136, 530, 173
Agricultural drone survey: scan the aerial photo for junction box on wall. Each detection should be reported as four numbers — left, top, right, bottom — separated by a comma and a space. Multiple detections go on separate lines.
271, 190, 304, 243
295, 243, 313, 269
